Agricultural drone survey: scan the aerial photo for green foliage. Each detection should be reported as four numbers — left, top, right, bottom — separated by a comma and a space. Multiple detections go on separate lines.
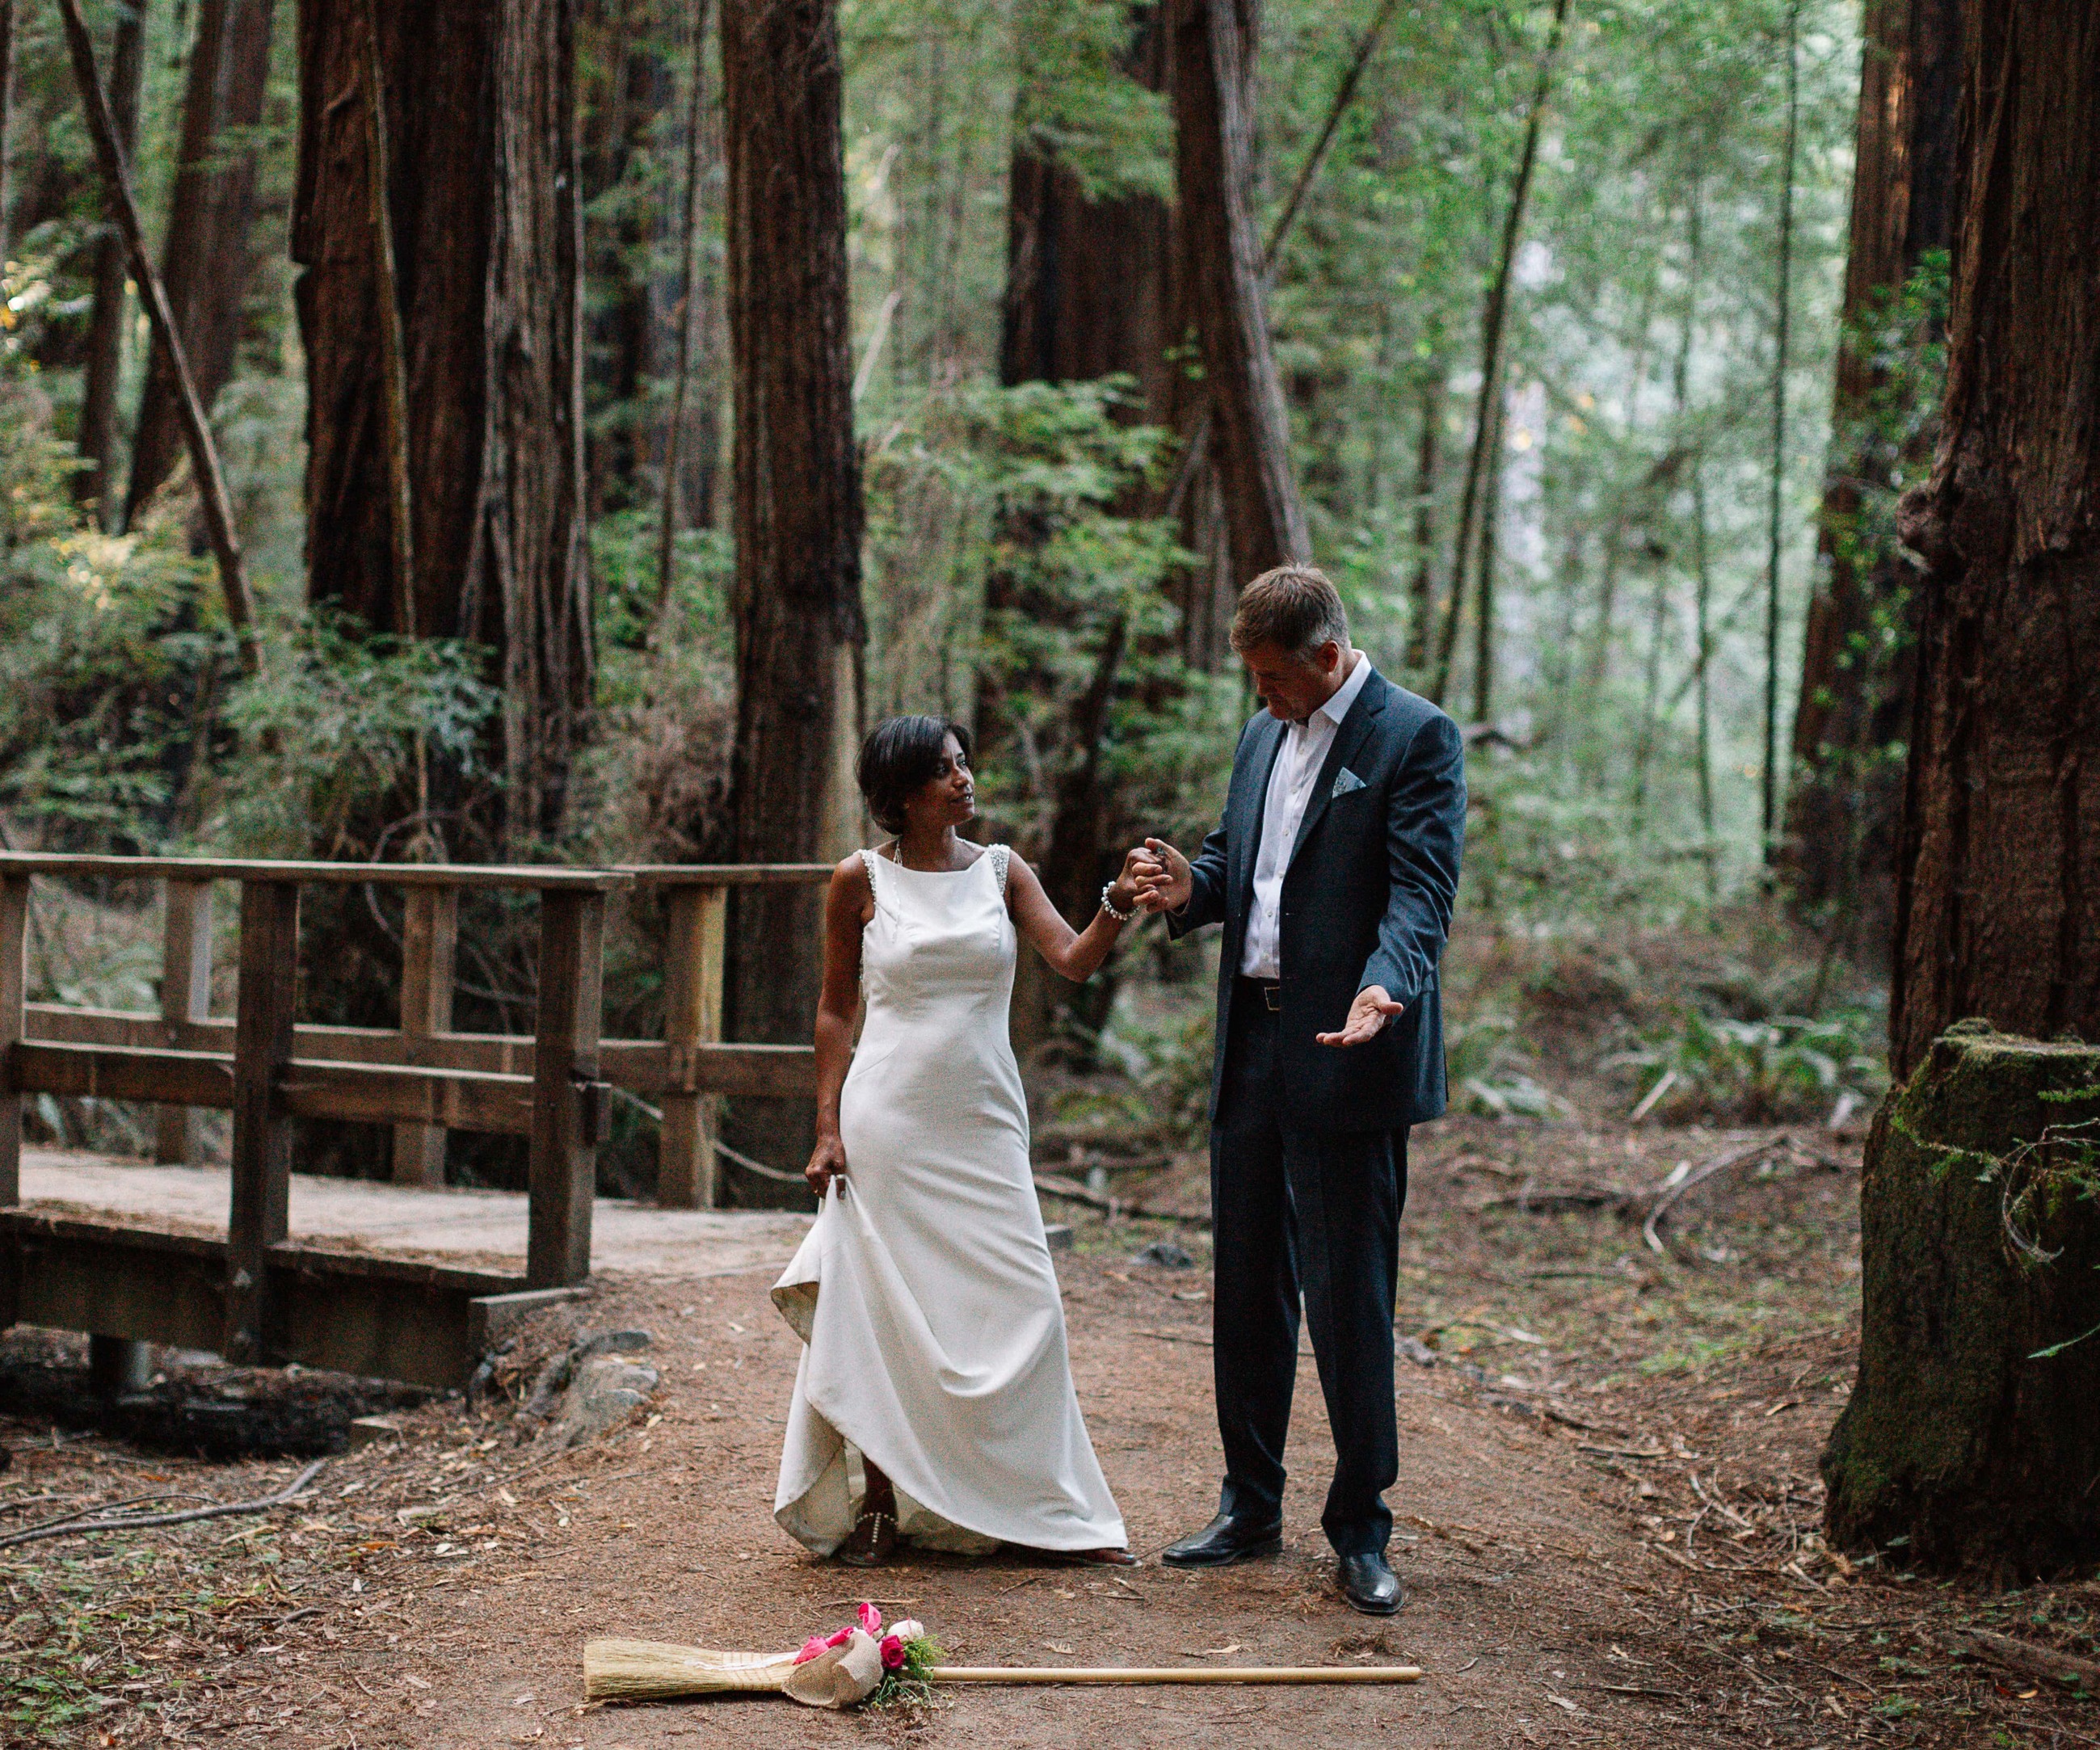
1446, 1010, 1572, 1118
1609, 1005, 1887, 1123
1082, 999, 1216, 1151
211, 609, 498, 858
1011, 0, 1172, 200
0, 259, 220, 845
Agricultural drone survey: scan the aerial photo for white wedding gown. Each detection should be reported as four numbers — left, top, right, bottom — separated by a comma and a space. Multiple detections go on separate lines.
771, 844, 1126, 1555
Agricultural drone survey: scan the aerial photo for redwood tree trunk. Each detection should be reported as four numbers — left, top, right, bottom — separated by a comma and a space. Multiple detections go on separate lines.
719, 0, 864, 1184
1886, 4, 2100, 1082
1782, 0, 1959, 950
292, 0, 591, 846
125, 0, 276, 528
991, 17, 1179, 1048
1827, 6, 2100, 1575
1168, 0, 1306, 583
74, 0, 145, 526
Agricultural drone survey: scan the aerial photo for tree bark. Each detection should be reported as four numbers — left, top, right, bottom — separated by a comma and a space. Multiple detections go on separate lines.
652, 0, 713, 623
74, 0, 145, 527
292, 0, 591, 846
1885, 3, 2100, 1082
1782, 0, 1959, 944
1403, 374, 1441, 675
1761, 1, 1801, 861
58, 0, 259, 671
718, 0, 864, 1184
1168, 0, 1306, 583
125, 0, 276, 528
991, 12, 1177, 1049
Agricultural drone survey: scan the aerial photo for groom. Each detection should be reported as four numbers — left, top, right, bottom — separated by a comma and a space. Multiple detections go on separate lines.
1134, 565, 1464, 1615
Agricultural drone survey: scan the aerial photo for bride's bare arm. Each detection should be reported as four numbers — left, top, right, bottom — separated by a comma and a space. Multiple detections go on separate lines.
1007, 847, 1146, 983
806, 855, 873, 1194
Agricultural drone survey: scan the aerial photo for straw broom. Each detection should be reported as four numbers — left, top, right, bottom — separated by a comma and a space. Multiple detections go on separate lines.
584, 1639, 1423, 1703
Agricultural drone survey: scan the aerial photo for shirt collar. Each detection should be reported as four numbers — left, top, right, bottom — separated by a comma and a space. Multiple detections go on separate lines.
1311, 650, 1373, 730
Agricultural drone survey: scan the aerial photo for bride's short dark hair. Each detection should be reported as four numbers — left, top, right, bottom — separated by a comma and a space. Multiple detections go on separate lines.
857, 715, 972, 834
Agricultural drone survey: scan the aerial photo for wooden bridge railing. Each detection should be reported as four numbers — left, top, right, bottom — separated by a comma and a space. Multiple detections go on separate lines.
0, 852, 831, 1386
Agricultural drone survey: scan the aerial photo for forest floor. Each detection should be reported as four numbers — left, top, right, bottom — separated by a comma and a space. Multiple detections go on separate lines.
6, 1108, 2100, 1748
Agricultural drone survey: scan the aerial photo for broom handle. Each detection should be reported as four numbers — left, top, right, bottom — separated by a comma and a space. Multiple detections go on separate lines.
926, 1665, 1424, 1685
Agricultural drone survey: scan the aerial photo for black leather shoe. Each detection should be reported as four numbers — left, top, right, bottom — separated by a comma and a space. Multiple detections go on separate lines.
1159, 1512, 1283, 1567
1337, 1552, 1403, 1614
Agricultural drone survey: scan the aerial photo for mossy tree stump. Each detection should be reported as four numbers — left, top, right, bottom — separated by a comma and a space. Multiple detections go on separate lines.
1824, 1025, 2100, 1576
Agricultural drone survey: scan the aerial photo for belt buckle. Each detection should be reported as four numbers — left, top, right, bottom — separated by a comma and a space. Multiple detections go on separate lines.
1263, 982, 1281, 1012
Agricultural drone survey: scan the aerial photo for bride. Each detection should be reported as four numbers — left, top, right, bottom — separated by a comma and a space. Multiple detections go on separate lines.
771, 714, 1145, 1568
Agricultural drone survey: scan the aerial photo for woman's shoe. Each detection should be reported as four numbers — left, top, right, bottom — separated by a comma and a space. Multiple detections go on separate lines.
837, 1505, 896, 1567
1039, 1546, 1141, 1567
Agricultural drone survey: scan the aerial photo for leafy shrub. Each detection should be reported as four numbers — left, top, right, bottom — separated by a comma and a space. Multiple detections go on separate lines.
1446, 1009, 1572, 1120
1606, 1006, 1888, 1124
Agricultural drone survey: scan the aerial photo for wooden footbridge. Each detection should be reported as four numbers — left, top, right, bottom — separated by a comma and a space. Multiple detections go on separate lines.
0, 854, 830, 1389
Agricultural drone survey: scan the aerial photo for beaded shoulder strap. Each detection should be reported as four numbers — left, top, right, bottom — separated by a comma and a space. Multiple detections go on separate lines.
989, 842, 1011, 897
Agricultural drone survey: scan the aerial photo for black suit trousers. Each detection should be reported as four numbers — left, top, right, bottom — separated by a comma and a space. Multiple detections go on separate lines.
1210, 983, 1405, 1557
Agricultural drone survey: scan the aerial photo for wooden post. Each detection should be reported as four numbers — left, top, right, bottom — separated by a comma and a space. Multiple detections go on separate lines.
528, 890, 604, 1289
226, 881, 297, 1363
0, 873, 25, 1209
391, 885, 457, 1186
657, 883, 726, 1209
155, 877, 214, 1164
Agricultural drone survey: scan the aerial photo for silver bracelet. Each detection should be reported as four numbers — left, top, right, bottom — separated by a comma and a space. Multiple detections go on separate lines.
1099, 882, 1135, 922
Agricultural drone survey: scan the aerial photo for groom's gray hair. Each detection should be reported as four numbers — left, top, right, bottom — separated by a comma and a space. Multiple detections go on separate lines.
1231, 565, 1350, 661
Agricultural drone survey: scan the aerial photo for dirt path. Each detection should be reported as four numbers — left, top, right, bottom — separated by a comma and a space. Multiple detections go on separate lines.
190, 1260, 1669, 1748
7, 1117, 2096, 1747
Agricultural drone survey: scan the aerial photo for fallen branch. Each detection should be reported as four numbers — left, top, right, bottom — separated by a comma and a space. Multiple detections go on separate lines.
0, 1459, 323, 1548
1033, 1172, 1209, 1227
1642, 1133, 1787, 1254
1944, 1626, 2100, 1692
1481, 1184, 1625, 1214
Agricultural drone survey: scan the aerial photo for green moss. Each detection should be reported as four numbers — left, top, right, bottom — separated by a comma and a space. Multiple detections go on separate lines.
1823, 1029, 2100, 1576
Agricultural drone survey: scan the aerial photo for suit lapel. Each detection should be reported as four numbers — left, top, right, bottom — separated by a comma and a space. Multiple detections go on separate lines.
1287, 669, 1387, 872
1231, 714, 1286, 912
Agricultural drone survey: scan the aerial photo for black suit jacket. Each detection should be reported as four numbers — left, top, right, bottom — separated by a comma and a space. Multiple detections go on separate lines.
1168, 667, 1466, 1133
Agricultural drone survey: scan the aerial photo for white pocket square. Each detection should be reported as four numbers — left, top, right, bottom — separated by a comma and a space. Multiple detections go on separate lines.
1331, 768, 1367, 798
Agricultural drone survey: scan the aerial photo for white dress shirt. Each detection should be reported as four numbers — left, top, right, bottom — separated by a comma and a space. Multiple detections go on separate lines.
1239, 651, 1372, 979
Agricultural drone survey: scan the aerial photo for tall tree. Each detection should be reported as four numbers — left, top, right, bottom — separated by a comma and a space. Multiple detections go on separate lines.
1761, 0, 1800, 861
719, 0, 865, 1174
1429, 0, 1569, 707
125, 0, 277, 528
292, 0, 591, 847
990, 5, 1176, 1043
1780, 0, 1959, 948
1168, 0, 1306, 582
1884, 4, 2100, 1079
1824, 7, 2100, 1577
73, 0, 145, 525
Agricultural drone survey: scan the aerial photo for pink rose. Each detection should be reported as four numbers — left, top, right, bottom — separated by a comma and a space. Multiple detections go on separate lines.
857, 1601, 883, 1636
793, 1635, 830, 1665
880, 1634, 905, 1671
825, 1625, 855, 1649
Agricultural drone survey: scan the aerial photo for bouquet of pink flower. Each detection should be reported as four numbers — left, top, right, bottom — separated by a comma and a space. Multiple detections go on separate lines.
794, 1601, 941, 1706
